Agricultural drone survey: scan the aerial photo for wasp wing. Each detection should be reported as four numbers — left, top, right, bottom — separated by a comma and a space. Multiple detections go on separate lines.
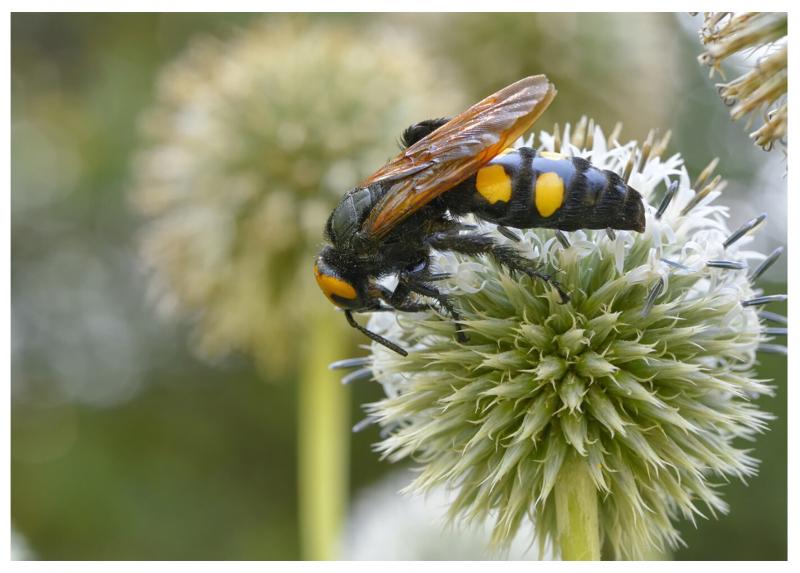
360, 75, 556, 239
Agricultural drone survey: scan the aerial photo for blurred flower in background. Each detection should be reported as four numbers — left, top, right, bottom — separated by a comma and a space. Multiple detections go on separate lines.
11, 527, 36, 561
11, 16, 187, 411
129, 15, 469, 560
412, 13, 680, 135
130, 16, 465, 374
342, 471, 553, 560
696, 12, 787, 151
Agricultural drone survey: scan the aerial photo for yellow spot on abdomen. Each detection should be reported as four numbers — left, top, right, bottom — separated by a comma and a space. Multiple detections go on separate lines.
476, 164, 512, 204
314, 263, 357, 303
534, 172, 565, 217
539, 151, 566, 160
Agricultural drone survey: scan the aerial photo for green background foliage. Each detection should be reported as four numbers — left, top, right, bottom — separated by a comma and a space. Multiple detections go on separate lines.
11, 13, 786, 560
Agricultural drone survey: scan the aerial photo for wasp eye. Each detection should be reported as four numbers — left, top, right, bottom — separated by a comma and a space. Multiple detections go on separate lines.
314, 261, 357, 305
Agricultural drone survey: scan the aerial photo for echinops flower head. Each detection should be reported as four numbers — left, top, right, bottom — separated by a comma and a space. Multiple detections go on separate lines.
339, 121, 784, 559
697, 12, 787, 150
130, 17, 464, 373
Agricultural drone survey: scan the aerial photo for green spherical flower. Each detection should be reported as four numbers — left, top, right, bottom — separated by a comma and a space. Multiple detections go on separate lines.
130, 17, 464, 373
348, 123, 783, 559
697, 12, 787, 150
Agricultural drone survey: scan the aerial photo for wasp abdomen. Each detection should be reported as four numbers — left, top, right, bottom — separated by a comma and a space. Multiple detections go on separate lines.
556, 155, 645, 232
450, 147, 645, 233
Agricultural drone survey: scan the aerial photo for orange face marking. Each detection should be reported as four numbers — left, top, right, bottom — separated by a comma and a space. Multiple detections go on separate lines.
314, 263, 357, 304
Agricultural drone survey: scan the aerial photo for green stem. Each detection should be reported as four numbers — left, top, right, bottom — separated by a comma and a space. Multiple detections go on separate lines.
298, 310, 349, 560
554, 453, 601, 561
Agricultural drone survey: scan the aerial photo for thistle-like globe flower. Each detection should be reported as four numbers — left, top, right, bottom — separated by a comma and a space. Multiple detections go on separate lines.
697, 12, 788, 150
341, 122, 784, 559
130, 17, 463, 373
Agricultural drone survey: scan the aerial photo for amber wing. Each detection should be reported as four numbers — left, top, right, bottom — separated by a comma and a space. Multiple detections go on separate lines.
360, 75, 557, 239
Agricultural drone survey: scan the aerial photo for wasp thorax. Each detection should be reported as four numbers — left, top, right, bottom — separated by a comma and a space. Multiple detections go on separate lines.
326, 187, 377, 250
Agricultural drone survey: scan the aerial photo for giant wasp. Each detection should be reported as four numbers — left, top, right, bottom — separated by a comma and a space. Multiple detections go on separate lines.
314, 76, 645, 355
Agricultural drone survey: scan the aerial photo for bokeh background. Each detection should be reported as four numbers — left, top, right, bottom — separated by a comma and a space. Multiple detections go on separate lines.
11, 13, 787, 560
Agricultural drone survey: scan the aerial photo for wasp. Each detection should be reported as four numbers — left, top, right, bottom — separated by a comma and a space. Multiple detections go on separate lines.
314, 76, 645, 356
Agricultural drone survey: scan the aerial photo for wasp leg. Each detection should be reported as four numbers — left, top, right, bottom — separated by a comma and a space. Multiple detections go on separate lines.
424, 272, 451, 282
368, 282, 434, 315
405, 280, 469, 343
344, 310, 408, 357
384, 271, 468, 343
428, 231, 570, 303
392, 300, 436, 313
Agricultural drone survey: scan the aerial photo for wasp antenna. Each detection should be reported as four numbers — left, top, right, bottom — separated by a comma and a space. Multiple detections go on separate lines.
586, 118, 595, 149
750, 246, 783, 281
723, 213, 767, 248
656, 180, 680, 219
345, 310, 408, 356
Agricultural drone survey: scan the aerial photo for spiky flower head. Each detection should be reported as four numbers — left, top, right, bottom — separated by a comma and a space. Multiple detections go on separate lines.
130, 17, 463, 373
347, 121, 784, 559
697, 12, 787, 150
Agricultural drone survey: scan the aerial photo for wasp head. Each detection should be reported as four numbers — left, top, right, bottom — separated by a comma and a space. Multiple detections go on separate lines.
314, 246, 374, 311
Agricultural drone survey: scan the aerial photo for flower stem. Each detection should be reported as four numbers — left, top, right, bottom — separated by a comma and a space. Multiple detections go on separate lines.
298, 309, 349, 560
554, 452, 601, 560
